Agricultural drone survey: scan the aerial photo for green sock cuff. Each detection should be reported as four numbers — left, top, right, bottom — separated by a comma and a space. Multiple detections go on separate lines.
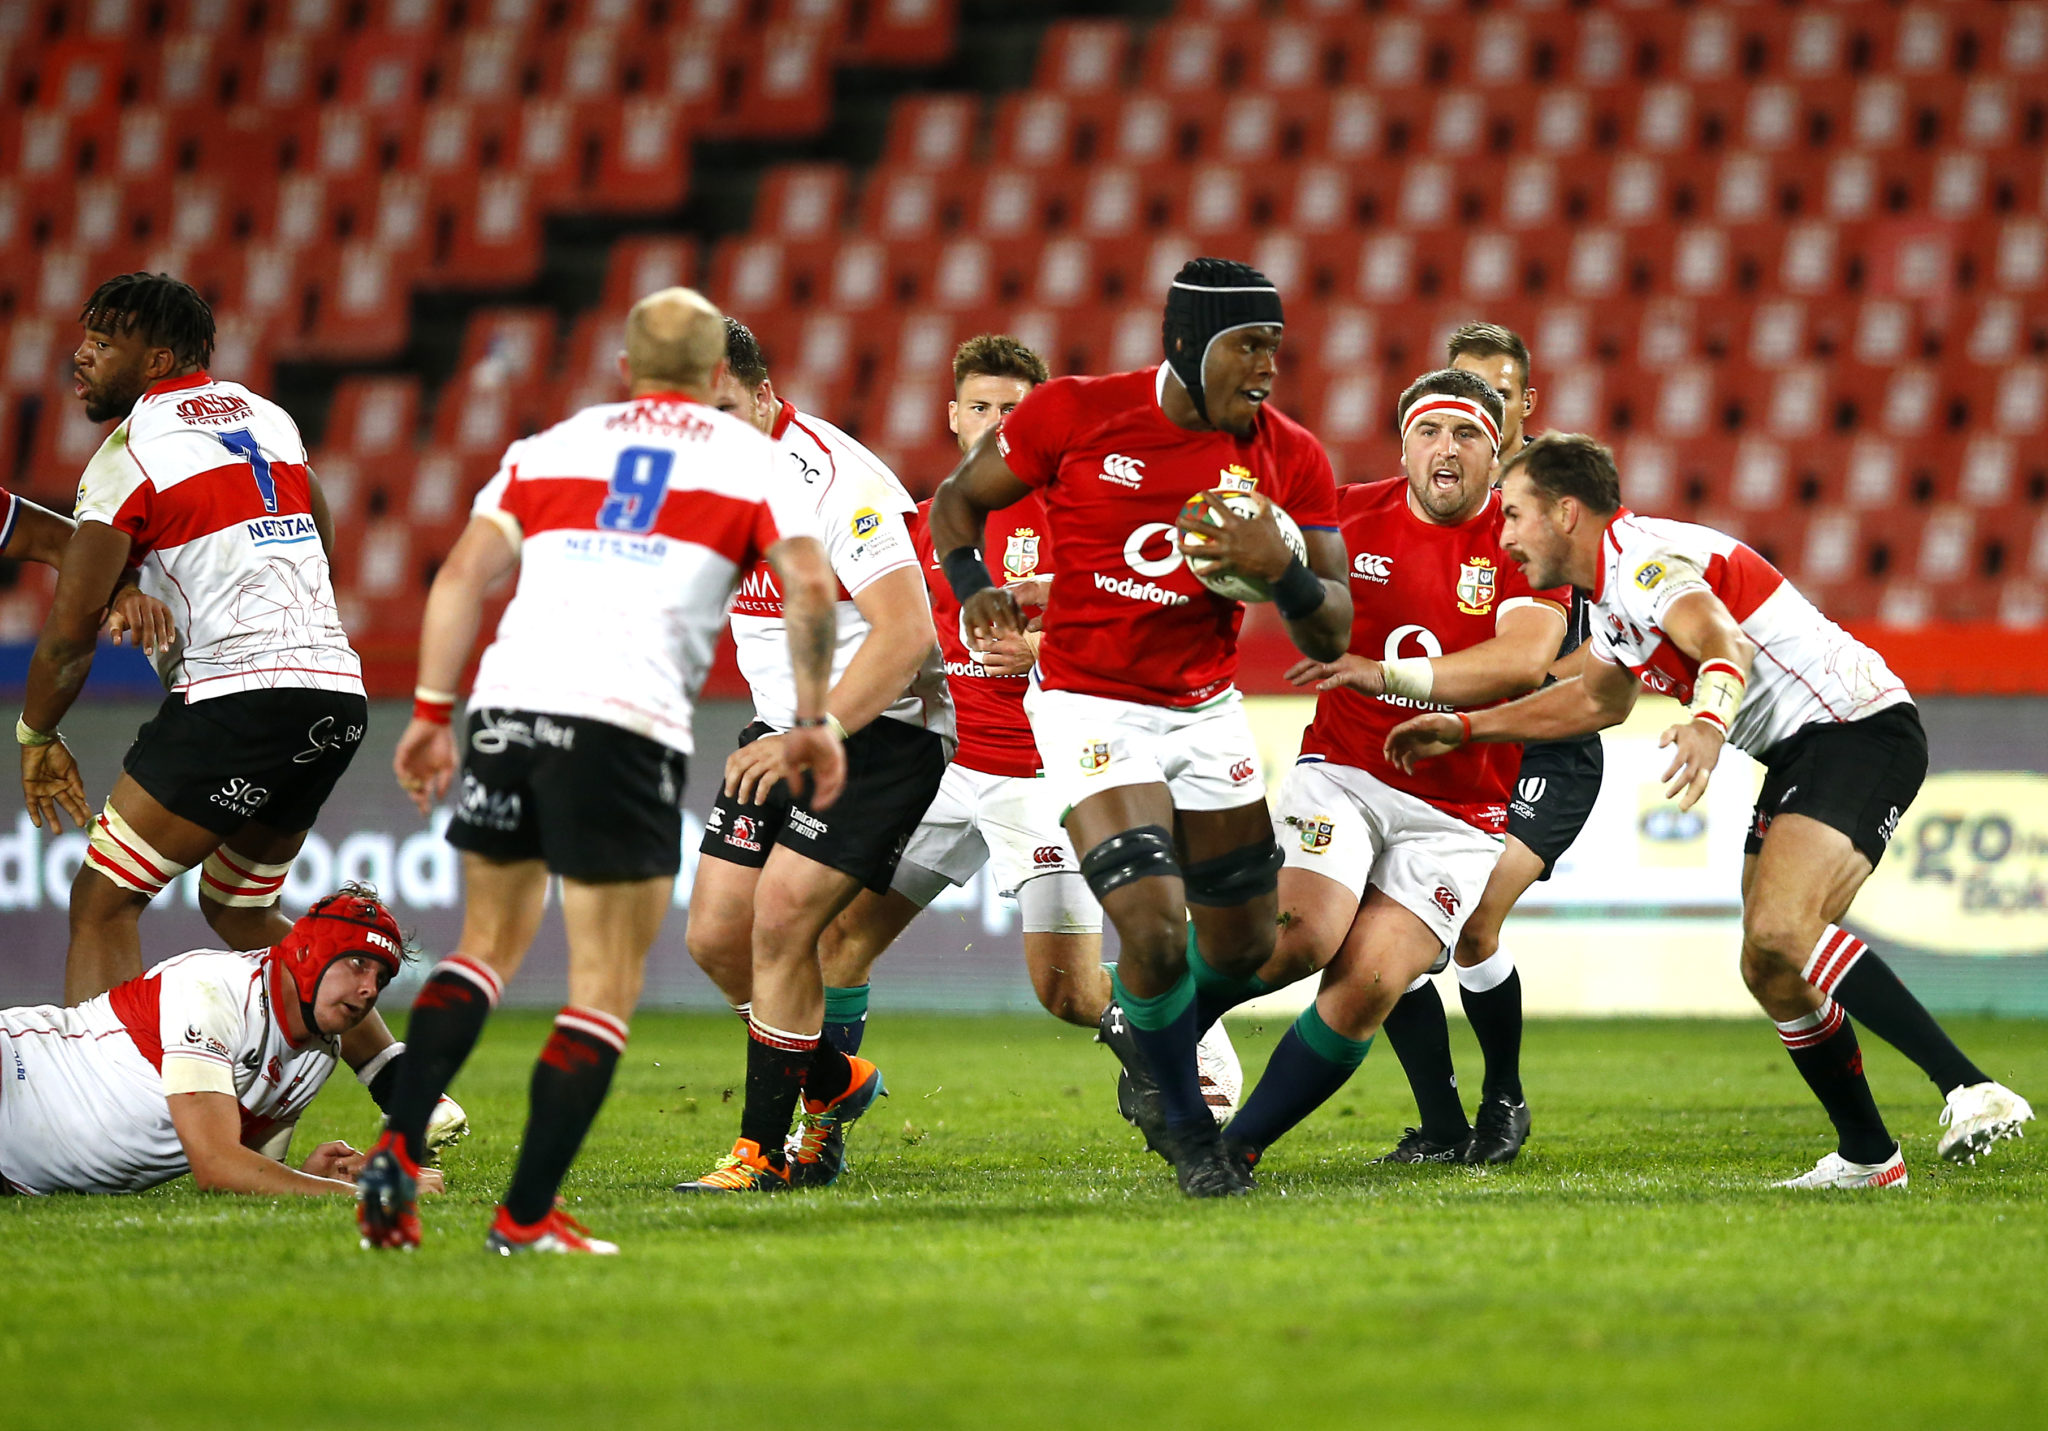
1294, 1005, 1373, 1069
1111, 966, 1196, 1031
1185, 926, 1269, 1000
823, 985, 871, 1022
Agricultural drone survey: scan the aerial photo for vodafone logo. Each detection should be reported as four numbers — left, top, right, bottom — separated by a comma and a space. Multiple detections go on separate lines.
1383, 624, 1443, 660
1122, 523, 1183, 579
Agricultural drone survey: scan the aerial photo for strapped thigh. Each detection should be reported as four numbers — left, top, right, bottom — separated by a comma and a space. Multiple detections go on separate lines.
1181, 832, 1283, 907
85, 805, 192, 898
199, 846, 293, 907
1079, 825, 1180, 903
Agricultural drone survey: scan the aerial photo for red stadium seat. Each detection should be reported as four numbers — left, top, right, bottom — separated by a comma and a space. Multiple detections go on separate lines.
1034, 21, 1132, 95
325, 375, 422, 460
601, 236, 700, 314
757, 164, 850, 240
844, 0, 958, 69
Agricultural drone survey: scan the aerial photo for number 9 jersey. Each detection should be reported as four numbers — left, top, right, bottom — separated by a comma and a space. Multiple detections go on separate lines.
466, 391, 821, 756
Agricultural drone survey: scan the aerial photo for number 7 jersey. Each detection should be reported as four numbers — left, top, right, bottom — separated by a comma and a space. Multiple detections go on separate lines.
467, 391, 821, 754
73, 371, 363, 701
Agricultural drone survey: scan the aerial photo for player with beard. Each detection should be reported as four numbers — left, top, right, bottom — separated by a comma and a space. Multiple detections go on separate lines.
1369, 322, 1605, 1165
798, 336, 1243, 1184
1387, 433, 2032, 1187
25, 273, 449, 1142
930, 258, 1352, 1196
673, 318, 950, 1195
1191, 370, 1570, 1173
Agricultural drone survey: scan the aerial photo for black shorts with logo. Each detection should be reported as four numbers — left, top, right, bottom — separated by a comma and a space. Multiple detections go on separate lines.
123, 688, 368, 836
1506, 734, 1604, 880
1745, 702, 1926, 868
701, 718, 948, 893
445, 708, 687, 882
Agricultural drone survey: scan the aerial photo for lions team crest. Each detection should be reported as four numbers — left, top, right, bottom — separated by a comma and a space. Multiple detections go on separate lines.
1217, 463, 1258, 493
1079, 740, 1111, 773
1455, 557, 1497, 616
1297, 815, 1334, 854
1003, 528, 1041, 578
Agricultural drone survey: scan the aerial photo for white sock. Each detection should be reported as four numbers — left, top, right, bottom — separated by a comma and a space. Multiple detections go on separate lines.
1456, 948, 1516, 995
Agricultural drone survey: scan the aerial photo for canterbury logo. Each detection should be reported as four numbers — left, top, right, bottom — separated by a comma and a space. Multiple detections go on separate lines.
1352, 552, 1392, 582
1099, 453, 1145, 487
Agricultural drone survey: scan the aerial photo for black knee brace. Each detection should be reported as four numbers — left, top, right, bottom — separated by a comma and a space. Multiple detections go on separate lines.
1079, 825, 1180, 902
1182, 833, 1283, 907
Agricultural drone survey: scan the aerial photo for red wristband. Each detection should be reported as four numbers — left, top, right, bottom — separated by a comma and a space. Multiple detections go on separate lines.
413, 695, 455, 726
1456, 712, 1473, 745
1691, 708, 1730, 734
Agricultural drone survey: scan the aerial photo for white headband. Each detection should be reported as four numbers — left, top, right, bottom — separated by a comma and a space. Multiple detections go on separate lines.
1402, 395, 1501, 451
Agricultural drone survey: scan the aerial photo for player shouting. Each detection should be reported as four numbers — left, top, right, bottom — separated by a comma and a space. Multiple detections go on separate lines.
1387, 433, 2032, 1188
1371, 322, 1603, 1165
1196, 371, 1570, 1172
358, 290, 843, 1253
930, 258, 1352, 1196
673, 318, 950, 1195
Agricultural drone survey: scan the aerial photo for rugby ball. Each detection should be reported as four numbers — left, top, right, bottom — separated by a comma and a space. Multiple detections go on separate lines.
1178, 490, 1307, 604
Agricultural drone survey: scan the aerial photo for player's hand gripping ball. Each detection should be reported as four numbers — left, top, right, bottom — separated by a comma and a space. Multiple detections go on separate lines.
1177, 491, 1306, 604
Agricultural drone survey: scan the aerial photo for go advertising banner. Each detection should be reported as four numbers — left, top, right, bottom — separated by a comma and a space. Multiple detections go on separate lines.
0, 695, 2040, 1015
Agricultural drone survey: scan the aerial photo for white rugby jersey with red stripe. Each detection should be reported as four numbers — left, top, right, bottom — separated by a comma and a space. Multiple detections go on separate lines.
468, 392, 821, 754
1587, 510, 1909, 758
0, 949, 340, 1195
72, 372, 363, 701
727, 402, 953, 740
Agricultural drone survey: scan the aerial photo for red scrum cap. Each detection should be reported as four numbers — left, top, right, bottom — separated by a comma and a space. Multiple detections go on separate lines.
270, 886, 406, 1037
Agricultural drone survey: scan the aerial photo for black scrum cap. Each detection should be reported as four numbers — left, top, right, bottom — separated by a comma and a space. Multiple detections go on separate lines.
1161, 257, 1284, 422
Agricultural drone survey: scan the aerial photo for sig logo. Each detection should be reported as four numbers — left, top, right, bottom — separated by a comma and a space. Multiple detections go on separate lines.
851, 508, 882, 539
1032, 845, 1065, 868
1228, 758, 1256, 784
1431, 885, 1460, 918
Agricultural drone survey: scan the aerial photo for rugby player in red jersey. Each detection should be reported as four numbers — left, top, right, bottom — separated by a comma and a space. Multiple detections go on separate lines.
1192, 371, 1570, 1171
1387, 433, 2032, 1187
801, 336, 1244, 1182
929, 258, 1353, 1196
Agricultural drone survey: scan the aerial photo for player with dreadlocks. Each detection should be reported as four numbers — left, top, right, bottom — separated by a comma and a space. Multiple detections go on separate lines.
928, 258, 1352, 1196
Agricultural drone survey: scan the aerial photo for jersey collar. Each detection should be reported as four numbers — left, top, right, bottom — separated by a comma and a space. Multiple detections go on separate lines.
142, 371, 211, 399
769, 399, 796, 441
1593, 507, 1634, 601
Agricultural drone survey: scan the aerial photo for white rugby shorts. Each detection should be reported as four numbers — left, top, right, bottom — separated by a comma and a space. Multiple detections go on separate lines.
1273, 758, 1504, 949
1024, 682, 1266, 818
893, 762, 1101, 934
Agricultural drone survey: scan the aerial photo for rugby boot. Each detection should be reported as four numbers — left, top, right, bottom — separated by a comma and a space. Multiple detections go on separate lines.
1773, 1146, 1909, 1190
1463, 1095, 1532, 1165
1373, 1126, 1469, 1164
1937, 1082, 2033, 1164
1100, 1003, 1170, 1155
788, 1055, 887, 1189
673, 1138, 793, 1194
485, 1205, 619, 1255
1222, 1136, 1261, 1189
1158, 1121, 1252, 1198
356, 1131, 423, 1250
1195, 1019, 1244, 1123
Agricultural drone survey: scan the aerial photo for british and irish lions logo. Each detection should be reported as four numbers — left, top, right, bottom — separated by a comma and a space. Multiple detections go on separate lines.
1080, 739, 1111, 773
1295, 814, 1334, 853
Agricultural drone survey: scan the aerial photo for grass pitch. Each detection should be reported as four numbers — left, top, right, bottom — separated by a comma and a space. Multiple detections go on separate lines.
9, 1011, 2045, 1431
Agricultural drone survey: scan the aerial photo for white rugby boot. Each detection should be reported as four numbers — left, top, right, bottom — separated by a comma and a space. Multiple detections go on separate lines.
1937, 1082, 2034, 1164
1773, 1147, 1909, 1190
1196, 1019, 1244, 1125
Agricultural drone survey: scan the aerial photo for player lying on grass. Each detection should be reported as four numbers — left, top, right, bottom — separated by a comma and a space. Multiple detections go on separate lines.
807, 334, 1243, 1183
931, 258, 1352, 1196
0, 885, 450, 1198
1176, 371, 1570, 1177
1387, 433, 2033, 1188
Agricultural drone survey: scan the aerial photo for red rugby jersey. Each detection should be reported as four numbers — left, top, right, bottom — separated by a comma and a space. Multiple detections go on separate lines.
997, 366, 1340, 708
